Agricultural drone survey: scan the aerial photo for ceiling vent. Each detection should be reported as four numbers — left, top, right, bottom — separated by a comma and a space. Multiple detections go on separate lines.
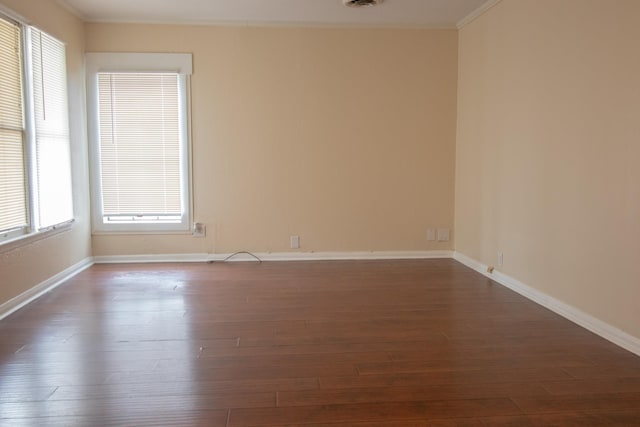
343, 0, 384, 8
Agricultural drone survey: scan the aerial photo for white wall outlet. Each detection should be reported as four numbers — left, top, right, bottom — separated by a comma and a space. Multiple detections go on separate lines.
498, 252, 504, 267
192, 222, 206, 237
437, 228, 450, 242
290, 235, 300, 249
427, 228, 436, 241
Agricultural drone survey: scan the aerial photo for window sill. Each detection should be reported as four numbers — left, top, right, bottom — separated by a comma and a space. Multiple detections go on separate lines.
91, 218, 191, 235
91, 230, 192, 236
0, 220, 75, 254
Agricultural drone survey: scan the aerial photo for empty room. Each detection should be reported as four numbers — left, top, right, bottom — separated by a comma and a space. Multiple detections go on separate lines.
1, 0, 639, 425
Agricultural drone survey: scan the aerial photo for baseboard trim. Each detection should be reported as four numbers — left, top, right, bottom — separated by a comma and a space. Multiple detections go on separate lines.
93, 253, 210, 263
453, 251, 640, 357
0, 257, 94, 321
94, 250, 454, 264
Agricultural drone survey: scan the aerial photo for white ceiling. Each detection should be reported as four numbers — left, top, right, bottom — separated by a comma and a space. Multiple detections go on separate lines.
57, 0, 491, 28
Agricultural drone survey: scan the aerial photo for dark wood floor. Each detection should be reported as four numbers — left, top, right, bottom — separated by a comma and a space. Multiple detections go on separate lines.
1, 259, 639, 426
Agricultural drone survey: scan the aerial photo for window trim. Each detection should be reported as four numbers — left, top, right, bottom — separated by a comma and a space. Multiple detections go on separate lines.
86, 53, 193, 234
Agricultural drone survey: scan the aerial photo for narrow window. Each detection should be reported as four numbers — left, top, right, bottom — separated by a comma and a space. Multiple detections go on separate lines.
30, 28, 74, 228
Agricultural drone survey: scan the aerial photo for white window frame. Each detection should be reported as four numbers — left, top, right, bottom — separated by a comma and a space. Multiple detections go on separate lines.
0, 9, 74, 249
86, 52, 193, 233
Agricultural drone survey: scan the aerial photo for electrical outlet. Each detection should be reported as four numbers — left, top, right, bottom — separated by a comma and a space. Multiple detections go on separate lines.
427, 228, 436, 241
290, 235, 300, 249
437, 228, 450, 242
192, 222, 206, 237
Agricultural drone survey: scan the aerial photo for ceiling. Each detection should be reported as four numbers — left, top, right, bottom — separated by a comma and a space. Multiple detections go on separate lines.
57, 0, 491, 28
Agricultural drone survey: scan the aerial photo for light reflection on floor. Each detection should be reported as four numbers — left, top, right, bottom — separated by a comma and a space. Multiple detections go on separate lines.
0, 270, 196, 420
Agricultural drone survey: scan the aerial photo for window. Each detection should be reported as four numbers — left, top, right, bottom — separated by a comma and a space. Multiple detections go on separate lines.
86, 53, 192, 233
0, 13, 73, 245
0, 16, 25, 239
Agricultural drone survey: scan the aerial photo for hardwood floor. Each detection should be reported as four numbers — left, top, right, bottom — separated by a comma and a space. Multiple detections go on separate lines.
1, 259, 639, 426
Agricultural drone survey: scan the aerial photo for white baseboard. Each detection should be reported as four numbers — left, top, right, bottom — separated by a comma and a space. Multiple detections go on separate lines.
453, 251, 640, 357
0, 257, 94, 321
94, 250, 454, 264
93, 253, 210, 263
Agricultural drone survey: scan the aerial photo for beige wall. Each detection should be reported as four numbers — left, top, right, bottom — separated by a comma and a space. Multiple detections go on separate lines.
0, 0, 91, 306
456, 0, 640, 338
87, 24, 458, 256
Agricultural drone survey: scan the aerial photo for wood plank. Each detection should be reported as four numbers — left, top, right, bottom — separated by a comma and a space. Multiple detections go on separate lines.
542, 377, 640, 395
319, 368, 573, 389
0, 410, 229, 427
356, 353, 593, 375
267, 420, 484, 427
512, 392, 640, 414
277, 383, 548, 407
228, 400, 521, 426
480, 409, 640, 426
0, 393, 273, 418
49, 378, 318, 400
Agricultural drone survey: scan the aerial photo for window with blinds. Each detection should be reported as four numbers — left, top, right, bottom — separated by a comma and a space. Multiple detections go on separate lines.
87, 52, 191, 232
0, 13, 73, 245
0, 16, 27, 236
98, 73, 182, 222
31, 29, 74, 229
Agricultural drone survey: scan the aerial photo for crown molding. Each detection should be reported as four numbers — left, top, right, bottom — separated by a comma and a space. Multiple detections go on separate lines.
83, 17, 456, 30
54, 0, 87, 21
457, 0, 502, 29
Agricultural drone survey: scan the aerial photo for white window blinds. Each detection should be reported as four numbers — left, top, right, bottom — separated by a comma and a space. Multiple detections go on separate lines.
0, 14, 74, 246
97, 73, 182, 219
30, 29, 73, 229
0, 16, 26, 234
